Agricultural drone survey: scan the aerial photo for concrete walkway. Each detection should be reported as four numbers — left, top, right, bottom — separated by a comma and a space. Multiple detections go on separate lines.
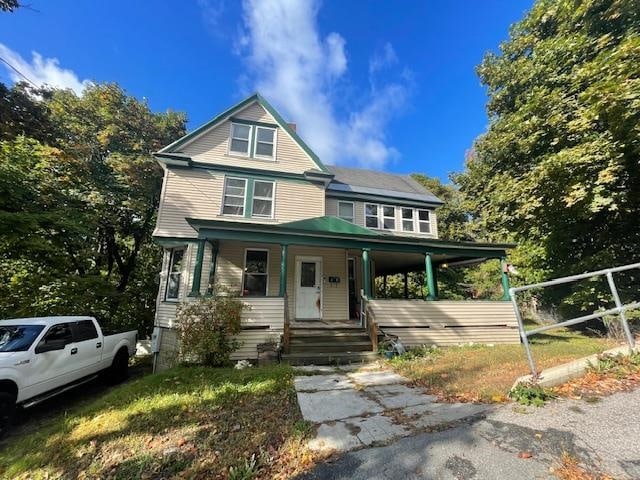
294, 364, 490, 453
297, 383, 640, 480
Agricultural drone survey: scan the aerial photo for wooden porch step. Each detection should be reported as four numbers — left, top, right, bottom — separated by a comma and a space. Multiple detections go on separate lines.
281, 351, 379, 366
289, 341, 372, 354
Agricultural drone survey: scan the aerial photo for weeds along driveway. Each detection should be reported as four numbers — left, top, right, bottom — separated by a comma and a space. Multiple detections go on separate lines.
298, 384, 640, 480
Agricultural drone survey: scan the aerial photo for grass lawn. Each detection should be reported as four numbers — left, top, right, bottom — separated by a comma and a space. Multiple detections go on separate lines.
389, 327, 615, 403
0, 364, 316, 480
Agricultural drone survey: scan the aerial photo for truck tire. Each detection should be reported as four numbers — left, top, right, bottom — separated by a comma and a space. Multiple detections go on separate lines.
107, 349, 130, 384
0, 392, 16, 438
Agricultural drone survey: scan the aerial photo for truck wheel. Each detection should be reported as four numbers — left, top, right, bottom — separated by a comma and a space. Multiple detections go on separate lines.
0, 392, 16, 438
108, 349, 130, 384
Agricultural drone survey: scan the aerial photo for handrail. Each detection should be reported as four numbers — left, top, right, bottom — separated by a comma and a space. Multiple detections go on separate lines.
283, 293, 290, 354
510, 262, 639, 377
360, 289, 378, 352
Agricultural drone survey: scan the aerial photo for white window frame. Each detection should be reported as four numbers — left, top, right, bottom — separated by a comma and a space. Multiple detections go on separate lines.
364, 203, 380, 229
337, 201, 355, 223
251, 180, 275, 218
229, 123, 252, 157
401, 207, 415, 232
165, 247, 185, 301
417, 209, 432, 233
242, 248, 269, 297
254, 126, 277, 160
381, 205, 396, 231
221, 176, 247, 217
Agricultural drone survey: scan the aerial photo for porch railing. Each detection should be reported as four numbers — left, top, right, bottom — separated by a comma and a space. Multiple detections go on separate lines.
360, 289, 379, 352
510, 262, 640, 377
283, 292, 291, 354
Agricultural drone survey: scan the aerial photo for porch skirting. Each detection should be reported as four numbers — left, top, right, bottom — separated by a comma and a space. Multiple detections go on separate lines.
367, 299, 520, 346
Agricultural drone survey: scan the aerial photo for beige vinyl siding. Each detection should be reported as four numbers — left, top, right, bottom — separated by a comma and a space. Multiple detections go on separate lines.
154, 167, 325, 238
326, 198, 439, 238
155, 243, 196, 328
179, 102, 318, 174
368, 299, 519, 346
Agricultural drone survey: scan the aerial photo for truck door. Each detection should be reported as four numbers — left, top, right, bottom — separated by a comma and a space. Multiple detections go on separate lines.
69, 320, 102, 377
28, 322, 76, 398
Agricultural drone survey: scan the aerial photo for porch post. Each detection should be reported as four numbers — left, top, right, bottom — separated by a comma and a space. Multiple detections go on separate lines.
189, 239, 206, 296
206, 240, 219, 295
403, 271, 409, 299
500, 257, 511, 300
424, 253, 436, 300
383, 275, 387, 298
279, 244, 288, 297
362, 248, 372, 298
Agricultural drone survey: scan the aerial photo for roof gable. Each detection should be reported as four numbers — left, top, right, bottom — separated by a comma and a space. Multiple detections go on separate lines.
157, 93, 328, 173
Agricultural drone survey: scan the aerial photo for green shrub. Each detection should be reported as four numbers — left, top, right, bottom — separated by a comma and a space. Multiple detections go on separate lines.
176, 287, 246, 366
587, 352, 640, 377
509, 382, 556, 407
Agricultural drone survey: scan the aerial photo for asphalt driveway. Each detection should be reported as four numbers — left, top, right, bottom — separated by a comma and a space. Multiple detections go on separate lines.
298, 387, 640, 479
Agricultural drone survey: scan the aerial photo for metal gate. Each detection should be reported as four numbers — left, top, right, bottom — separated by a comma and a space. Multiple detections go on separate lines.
509, 262, 639, 377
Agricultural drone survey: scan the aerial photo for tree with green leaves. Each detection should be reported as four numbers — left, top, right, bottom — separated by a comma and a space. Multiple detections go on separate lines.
0, 82, 186, 334
457, 0, 640, 315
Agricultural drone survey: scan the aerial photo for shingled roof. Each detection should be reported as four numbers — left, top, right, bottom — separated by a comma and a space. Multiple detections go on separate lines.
325, 166, 443, 205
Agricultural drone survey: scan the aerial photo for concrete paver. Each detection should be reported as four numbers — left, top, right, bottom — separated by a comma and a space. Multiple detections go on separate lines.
294, 374, 355, 392
297, 389, 384, 423
368, 383, 438, 409
347, 370, 408, 386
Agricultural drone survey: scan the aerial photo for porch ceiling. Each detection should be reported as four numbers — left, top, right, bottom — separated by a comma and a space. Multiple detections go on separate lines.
362, 250, 490, 275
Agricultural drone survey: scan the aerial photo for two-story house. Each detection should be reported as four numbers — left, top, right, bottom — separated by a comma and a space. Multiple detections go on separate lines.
152, 94, 519, 370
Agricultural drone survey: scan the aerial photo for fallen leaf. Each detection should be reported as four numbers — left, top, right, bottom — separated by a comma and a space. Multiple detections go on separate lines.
518, 452, 533, 459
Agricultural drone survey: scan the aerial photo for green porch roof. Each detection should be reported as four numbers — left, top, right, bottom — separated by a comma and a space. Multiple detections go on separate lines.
179, 216, 515, 259
280, 216, 378, 236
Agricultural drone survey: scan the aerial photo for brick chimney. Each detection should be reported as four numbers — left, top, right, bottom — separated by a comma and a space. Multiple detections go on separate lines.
287, 122, 297, 132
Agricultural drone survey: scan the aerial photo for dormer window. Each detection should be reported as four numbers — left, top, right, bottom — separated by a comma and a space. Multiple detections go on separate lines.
229, 122, 277, 160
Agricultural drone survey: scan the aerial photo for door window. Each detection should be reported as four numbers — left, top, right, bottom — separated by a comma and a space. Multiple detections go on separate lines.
72, 320, 98, 342
300, 262, 316, 287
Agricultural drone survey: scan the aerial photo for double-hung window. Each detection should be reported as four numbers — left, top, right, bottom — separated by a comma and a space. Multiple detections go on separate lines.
337, 201, 355, 223
229, 123, 251, 156
243, 249, 268, 296
222, 177, 247, 216
381, 205, 396, 230
417, 209, 431, 233
401, 208, 414, 232
255, 127, 276, 159
165, 248, 184, 300
365, 203, 379, 228
252, 180, 275, 218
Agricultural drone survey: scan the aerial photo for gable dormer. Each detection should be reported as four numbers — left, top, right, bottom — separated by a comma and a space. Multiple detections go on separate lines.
157, 94, 327, 175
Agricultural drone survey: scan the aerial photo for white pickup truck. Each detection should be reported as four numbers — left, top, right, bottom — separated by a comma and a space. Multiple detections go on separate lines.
0, 316, 137, 434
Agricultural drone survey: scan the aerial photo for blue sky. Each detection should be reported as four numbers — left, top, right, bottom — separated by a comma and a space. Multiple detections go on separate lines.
0, 0, 532, 181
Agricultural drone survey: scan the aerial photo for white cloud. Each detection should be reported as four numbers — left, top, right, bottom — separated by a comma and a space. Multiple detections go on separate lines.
225, 0, 413, 168
0, 43, 90, 95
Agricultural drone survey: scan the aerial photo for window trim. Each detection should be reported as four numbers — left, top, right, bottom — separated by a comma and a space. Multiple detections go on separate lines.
251, 180, 275, 219
242, 248, 270, 297
229, 123, 252, 157
417, 209, 432, 234
165, 247, 185, 302
221, 176, 248, 217
253, 126, 277, 160
364, 203, 380, 229
337, 201, 355, 223
401, 207, 415, 232
381, 205, 396, 231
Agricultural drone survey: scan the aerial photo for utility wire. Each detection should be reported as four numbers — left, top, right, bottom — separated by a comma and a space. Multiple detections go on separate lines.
0, 55, 39, 89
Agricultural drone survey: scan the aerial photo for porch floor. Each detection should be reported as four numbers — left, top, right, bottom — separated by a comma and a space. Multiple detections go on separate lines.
290, 320, 361, 329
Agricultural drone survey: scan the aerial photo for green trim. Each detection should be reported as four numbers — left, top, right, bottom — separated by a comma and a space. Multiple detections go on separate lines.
500, 257, 511, 301
424, 253, 436, 300
206, 240, 219, 295
326, 191, 442, 208
189, 239, 206, 296
230, 117, 279, 129
362, 249, 372, 298
245, 178, 255, 218
157, 93, 329, 173
279, 244, 288, 296
153, 236, 198, 246
186, 217, 513, 258
282, 216, 377, 236
250, 124, 257, 158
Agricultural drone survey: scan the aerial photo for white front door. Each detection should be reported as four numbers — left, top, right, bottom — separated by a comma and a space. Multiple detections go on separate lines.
295, 257, 322, 319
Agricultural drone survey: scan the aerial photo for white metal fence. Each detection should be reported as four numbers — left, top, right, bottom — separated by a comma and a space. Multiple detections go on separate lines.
509, 262, 639, 377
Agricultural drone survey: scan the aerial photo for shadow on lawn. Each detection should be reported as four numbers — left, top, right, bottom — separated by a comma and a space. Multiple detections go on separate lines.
0, 365, 305, 479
